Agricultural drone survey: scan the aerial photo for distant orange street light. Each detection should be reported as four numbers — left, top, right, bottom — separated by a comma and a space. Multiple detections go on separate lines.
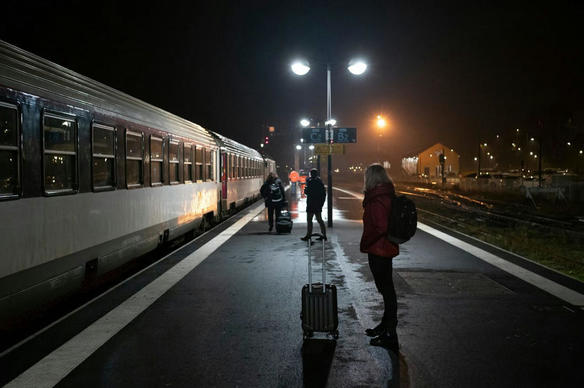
376, 115, 387, 129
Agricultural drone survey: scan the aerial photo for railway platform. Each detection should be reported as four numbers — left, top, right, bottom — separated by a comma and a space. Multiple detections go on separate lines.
2, 183, 584, 387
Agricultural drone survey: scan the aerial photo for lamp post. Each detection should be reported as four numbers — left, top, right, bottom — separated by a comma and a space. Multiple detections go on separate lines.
291, 58, 367, 227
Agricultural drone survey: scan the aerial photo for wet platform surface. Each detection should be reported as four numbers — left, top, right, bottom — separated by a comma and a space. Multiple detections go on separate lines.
3, 182, 584, 387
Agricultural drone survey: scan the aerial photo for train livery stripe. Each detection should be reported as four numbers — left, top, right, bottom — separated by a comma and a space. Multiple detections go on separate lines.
5, 201, 266, 388
332, 186, 584, 307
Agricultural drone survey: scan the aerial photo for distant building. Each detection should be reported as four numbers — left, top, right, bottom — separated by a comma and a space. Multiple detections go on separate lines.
402, 142, 460, 178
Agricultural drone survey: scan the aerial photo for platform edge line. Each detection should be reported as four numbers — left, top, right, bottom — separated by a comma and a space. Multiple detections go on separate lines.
4, 202, 265, 388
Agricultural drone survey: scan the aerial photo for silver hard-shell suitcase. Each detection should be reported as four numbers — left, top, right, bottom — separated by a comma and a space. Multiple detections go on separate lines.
301, 233, 339, 340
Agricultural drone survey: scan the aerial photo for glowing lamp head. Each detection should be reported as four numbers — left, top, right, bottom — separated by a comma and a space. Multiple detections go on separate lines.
296, 145, 302, 150
300, 119, 310, 127
325, 119, 337, 126
348, 60, 367, 75
291, 61, 310, 75
376, 117, 386, 128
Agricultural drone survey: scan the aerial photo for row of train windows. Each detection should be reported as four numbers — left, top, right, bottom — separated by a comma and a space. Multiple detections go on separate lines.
104, 128, 216, 190
0, 103, 259, 198
226, 154, 264, 180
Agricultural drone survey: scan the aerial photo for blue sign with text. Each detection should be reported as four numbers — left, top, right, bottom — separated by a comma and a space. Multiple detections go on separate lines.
301, 128, 327, 143
333, 128, 357, 143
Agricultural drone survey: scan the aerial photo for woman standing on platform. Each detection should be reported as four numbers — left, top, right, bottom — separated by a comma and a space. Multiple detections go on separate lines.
360, 164, 400, 353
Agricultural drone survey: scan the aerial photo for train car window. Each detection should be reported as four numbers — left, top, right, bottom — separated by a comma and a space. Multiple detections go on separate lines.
237, 156, 241, 178
150, 136, 163, 186
231, 154, 235, 179
205, 149, 212, 181
195, 146, 203, 181
169, 140, 180, 184
126, 131, 143, 188
43, 114, 77, 194
92, 123, 116, 190
231, 153, 235, 179
0, 103, 19, 198
183, 144, 193, 183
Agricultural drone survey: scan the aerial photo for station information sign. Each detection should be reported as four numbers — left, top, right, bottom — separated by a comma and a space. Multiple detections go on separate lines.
301, 128, 327, 144
333, 128, 357, 143
313, 144, 344, 155
301, 127, 357, 144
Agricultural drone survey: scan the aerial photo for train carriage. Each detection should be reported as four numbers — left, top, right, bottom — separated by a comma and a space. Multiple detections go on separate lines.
210, 131, 265, 214
0, 40, 270, 325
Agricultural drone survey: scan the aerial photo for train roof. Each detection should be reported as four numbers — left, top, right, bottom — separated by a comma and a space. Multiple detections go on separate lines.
209, 131, 263, 159
0, 40, 216, 147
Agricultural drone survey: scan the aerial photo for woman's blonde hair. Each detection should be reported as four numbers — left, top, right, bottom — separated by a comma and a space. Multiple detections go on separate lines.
364, 163, 393, 192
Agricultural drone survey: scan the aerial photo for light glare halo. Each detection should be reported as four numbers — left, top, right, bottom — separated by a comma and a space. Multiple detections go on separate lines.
291, 61, 310, 75
348, 61, 367, 75
300, 119, 310, 127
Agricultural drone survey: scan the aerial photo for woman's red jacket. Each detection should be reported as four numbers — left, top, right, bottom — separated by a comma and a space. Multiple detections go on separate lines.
360, 182, 399, 258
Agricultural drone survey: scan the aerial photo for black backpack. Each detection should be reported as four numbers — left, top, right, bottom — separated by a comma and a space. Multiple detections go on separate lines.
387, 195, 417, 244
270, 183, 283, 202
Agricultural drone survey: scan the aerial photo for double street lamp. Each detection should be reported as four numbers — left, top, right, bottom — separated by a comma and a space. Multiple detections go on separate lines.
291, 58, 367, 227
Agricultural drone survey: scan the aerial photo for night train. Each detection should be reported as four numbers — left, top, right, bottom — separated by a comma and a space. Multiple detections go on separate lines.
0, 40, 276, 326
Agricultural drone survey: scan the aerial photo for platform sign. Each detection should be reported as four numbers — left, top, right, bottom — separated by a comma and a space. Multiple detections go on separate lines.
333, 128, 357, 143
314, 144, 344, 155
301, 128, 327, 144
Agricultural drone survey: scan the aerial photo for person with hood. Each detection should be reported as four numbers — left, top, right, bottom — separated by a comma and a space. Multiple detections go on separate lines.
260, 173, 286, 232
360, 163, 400, 353
301, 168, 327, 241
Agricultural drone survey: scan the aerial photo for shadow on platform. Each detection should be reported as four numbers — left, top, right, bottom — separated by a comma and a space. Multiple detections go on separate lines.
301, 338, 336, 388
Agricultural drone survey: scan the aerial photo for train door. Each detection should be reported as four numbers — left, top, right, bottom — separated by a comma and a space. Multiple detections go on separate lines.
220, 151, 227, 214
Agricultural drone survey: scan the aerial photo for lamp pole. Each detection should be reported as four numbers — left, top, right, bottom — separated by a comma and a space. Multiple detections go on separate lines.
326, 65, 333, 227
291, 58, 367, 228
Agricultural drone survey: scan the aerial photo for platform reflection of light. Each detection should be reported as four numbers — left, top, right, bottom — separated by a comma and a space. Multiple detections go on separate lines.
251, 188, 348, 224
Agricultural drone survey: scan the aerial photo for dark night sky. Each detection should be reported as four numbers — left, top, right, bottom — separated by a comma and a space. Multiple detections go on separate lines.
2, 1, 583, 172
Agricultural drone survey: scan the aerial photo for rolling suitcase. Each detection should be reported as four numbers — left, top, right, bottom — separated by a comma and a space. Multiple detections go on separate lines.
301, 233, 339, 340
276, 207, 293, 233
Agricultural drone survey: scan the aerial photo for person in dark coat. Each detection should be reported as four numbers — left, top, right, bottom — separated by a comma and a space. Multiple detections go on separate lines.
301, 168, 327, 241
360, 163, 400, 353
260, 173, 286, 232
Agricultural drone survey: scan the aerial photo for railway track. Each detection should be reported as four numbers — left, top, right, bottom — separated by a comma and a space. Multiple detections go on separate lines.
397, 185, 584, 238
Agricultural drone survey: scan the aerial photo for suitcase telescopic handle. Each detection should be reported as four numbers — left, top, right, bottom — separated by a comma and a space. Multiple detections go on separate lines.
307, 233, 326, 294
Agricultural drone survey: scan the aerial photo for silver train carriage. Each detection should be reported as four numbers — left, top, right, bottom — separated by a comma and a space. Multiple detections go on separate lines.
0, 40, 274, 326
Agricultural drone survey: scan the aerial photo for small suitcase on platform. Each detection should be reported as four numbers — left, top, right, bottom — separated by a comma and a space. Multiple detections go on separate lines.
276, 208, 293, 234
301, 233, 339, 340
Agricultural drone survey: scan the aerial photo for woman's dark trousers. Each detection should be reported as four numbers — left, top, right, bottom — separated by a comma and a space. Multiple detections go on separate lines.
368, 253, 397, 334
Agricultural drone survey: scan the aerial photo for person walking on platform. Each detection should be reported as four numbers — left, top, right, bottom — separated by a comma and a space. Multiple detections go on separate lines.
360, 163, 400, 353
260, 173, 286, 232
301, 168, 327, 241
